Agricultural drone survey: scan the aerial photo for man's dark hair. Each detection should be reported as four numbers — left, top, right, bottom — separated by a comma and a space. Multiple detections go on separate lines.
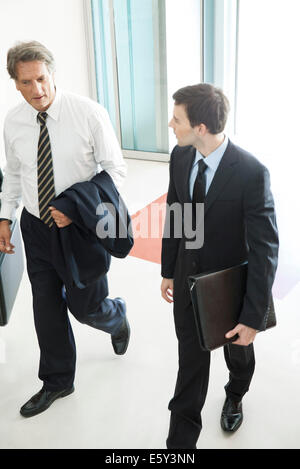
173, 83, 230, 134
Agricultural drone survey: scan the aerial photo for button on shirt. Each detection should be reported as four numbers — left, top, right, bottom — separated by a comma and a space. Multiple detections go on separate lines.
189, 136, 229, 199
0, 88, 127, 220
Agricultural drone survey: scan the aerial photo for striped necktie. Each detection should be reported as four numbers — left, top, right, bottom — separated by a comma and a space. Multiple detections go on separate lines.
37, 112, 55, 227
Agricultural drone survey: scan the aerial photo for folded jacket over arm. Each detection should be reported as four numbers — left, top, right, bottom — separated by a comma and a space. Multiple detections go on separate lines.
50, 171, 134, 289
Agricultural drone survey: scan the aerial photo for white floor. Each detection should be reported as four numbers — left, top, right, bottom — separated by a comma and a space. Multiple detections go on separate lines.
0, 159, 300, 449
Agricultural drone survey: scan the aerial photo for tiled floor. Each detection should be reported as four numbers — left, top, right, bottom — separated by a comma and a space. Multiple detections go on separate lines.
0, 158, 299, 449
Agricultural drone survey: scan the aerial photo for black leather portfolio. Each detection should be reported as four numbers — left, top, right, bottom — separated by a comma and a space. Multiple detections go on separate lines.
0, 219, 24, 326
188, 262, 276, 351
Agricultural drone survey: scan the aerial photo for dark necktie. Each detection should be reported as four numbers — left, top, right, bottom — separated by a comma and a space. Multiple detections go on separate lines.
37, 112, 55, 227
192, 159, 208, 204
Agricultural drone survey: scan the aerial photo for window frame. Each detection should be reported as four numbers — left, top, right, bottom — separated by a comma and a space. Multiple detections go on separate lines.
202, 0, 239, 135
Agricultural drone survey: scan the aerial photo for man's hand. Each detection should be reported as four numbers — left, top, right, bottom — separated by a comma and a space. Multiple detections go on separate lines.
225, 323, 257, 346
49, 206, 72, 228
161, 278, 174, 303
0, 220, 15, 254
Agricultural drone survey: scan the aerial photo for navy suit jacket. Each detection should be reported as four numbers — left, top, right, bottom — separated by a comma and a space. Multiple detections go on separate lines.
161, 140, 279, 331
50, 171, 133, 289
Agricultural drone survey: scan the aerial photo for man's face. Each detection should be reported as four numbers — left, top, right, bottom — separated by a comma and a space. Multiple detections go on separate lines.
169, 104, 198, 147
15, 60, 56, 112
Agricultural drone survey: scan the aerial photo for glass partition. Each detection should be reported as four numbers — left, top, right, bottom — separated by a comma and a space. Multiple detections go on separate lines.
91, 0, 168, 155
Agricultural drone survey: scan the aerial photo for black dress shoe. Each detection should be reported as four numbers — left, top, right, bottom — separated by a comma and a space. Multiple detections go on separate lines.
111, 298, 130, 355
20, 386, 74, 418
220, 397, 243, 432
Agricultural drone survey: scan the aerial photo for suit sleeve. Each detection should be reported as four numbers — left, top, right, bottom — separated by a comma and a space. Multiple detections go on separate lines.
161, 149, 181, 278
238, 165, 279, 330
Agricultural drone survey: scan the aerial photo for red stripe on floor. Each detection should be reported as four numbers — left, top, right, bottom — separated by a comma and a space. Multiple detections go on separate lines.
129, 193, 167, 264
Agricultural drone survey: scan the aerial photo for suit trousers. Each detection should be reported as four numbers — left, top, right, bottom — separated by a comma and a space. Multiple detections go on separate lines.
166, 299, 255, 449
20, 208, 125, 391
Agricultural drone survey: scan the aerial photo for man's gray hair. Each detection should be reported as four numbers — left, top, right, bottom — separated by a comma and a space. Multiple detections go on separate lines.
7, 41, 56, 80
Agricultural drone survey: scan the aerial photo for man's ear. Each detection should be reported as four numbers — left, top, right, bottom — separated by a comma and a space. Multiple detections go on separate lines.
200, 123, 209, 135
15, 79, 20, 91
194, 123, 207, 136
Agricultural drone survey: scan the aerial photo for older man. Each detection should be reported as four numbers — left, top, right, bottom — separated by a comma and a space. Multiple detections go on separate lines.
0, 41, 130, 417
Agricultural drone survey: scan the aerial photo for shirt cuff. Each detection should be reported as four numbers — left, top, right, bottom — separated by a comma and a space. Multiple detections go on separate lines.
0, 204, 16, 221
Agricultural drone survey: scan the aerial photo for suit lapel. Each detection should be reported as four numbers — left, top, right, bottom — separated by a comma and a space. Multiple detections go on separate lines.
204, 140, 239, 215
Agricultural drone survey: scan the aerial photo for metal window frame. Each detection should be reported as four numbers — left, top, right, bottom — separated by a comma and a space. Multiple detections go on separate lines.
83, 0, 98, 101
234, 0, 240, 135
201, 0, 239, 135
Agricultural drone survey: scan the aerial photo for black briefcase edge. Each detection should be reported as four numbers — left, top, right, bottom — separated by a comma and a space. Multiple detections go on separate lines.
0, 276, 6, 325
189, 261, 248, 282
262, 295, 277, 330
0, 219, 24, 327
188, 276, 207, 350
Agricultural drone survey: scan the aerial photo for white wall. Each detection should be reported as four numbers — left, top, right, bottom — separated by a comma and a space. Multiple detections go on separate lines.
0, 0, 90, 166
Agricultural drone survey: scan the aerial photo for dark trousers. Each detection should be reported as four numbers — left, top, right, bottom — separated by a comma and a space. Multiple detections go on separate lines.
20, 208, 125, 391
167, 301, 255, 449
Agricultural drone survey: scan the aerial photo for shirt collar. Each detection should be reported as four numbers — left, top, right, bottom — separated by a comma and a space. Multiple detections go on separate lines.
194, 135, 229, 172
27, 87, 62, 125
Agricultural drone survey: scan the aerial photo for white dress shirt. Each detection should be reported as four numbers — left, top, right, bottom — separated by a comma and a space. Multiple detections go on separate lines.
0, 88, 127, 220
